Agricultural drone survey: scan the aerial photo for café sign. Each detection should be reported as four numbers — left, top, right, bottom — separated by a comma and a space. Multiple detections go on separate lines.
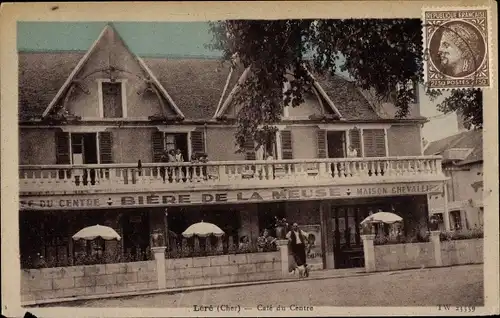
20, 182, 443, 210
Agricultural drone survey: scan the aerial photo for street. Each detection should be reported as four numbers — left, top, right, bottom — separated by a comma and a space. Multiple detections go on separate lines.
59, 264, 483, 307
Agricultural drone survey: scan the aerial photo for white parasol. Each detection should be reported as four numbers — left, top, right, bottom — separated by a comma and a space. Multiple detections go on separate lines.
72, 224, 121, 241
360, 212, 403, 225
182, 221, 225, 238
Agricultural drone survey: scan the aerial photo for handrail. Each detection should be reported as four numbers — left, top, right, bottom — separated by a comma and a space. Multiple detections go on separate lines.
19, 156, 443, 170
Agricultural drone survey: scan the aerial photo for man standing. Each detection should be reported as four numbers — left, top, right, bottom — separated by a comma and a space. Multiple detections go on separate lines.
286, 223, 310, 278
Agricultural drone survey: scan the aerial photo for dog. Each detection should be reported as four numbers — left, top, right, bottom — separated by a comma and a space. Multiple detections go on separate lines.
289, 264, 309, 278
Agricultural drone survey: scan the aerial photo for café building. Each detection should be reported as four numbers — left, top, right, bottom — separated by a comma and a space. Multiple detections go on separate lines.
19, 24, 446, 272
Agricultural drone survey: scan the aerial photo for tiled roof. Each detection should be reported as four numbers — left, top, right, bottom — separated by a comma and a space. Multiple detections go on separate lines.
313, 74, 381, 121
424, 129, 483, 165
18, 52, 240, 120
19, 52, 84, 119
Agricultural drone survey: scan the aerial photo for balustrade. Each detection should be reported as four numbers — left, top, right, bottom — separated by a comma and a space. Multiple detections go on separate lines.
19, 156, 444, 193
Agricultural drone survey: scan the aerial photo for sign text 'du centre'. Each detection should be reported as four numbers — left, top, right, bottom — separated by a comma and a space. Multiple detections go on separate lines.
20, 182, 443, 210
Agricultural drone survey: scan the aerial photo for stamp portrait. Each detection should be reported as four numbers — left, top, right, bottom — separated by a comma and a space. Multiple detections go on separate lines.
0, 1, 498, 318
423, 8, 491, 89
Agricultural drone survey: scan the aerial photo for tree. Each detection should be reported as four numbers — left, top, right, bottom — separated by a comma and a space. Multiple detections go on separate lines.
207, 19, 482, 148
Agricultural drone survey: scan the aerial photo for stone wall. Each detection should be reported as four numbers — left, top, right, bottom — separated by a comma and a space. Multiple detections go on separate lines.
374, 242, 435, 271
364, 233, 483, 273
164, 252, 281, 288
21, 260, 157, 303
441, 239, 483, 266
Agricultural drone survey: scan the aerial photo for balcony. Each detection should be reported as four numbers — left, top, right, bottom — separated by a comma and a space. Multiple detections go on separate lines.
19, 156, 445, 195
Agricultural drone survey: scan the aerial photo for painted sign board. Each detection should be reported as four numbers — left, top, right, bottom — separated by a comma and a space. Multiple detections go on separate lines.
301, 224, 323, 271
20, 182, 443, 210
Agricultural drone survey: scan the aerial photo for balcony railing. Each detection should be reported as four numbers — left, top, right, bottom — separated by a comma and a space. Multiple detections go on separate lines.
19, 156, 444, 194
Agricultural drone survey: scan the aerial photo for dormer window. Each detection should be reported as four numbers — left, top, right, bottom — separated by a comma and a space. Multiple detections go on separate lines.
98, 80, 127, 118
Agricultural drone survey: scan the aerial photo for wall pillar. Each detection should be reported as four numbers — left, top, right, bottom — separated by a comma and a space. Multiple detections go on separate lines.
276, 239, 289, 277
320, 201, 335, 269
429, 230, 442, 267
361, 234, 376, 272
151, 246, 167, 289
443, 181, 451, 231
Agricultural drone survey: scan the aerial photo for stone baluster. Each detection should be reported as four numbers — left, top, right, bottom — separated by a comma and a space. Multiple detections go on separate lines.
286, 163, 292, 180
332, 162, 338, 178
218, 164, 228, 183
345, 161, 352, 178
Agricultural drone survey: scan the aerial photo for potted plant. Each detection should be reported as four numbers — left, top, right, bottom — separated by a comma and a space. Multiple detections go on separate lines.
274, 216, 288, 239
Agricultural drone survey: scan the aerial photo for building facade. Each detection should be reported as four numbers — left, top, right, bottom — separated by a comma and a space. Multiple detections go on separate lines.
19, 24, 446, 273
425, 129, 483, 232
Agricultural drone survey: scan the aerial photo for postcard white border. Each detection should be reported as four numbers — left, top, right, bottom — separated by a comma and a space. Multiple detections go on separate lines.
1, 1, 498, 317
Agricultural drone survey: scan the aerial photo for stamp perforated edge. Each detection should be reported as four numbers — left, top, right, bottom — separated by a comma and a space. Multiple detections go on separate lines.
422, 5, 494, 91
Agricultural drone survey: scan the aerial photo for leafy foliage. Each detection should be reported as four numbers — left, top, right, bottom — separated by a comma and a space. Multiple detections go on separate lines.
436, 89, 483, 129
439, 228, 484, 241
207, 19, 482, 149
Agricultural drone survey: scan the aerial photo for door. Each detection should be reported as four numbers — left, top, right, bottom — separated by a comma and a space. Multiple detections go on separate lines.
327, 131, 346, 158
332, 204, 390, 268
71, 133, 98, 185
122, 211, 150, 261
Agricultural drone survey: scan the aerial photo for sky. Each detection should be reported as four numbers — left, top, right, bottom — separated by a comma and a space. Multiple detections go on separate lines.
17, 21, 457, 142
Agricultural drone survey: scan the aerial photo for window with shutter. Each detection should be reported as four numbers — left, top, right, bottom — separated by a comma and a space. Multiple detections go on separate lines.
190, 129, 206, 157
152, 131, 165, 163
55, 132, 70, 164
101, 82, 124, 118
244, 138, 256, 160
349, 129, 362, 157
317, 129, 327, 158
281, 130, 293, 159
363, 129, 386, 157
98, 131, 113, 164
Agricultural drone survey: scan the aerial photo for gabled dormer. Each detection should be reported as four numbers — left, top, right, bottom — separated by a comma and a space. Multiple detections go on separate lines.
41, 23, 184, 122
213, 66, 343, 122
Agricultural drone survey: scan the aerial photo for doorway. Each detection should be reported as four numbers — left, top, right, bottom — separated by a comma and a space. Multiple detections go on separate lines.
71, 133, 98, 164
332, 202, 392, 269
165, 133, 189, 161
327, 131, 346, 158
122, 211, 150, 262
71, 133, 98, 185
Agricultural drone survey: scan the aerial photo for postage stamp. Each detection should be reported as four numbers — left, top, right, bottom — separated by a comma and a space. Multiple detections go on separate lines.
1, 1, 498, 318
423, 7, 491, 90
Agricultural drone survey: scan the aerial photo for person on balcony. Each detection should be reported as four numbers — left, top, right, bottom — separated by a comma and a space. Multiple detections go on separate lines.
286, 223, 310, 278
167, 149, 176, 162
175, 148, 184, 162
347, 145, 358, 158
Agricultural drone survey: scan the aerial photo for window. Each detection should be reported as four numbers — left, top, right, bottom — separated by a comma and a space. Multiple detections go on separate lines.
55, 131, 113, 165
362, 129, 387, 157
152, 130, 206, 163
100, 81, 126, 118
70, 133, 98, 164
449, 210, 462, 231
327, 131, 347, 158
164, 133, 188, 161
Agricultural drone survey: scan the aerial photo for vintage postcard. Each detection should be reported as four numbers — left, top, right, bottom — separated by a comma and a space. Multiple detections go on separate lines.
1, 1, 498, 317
